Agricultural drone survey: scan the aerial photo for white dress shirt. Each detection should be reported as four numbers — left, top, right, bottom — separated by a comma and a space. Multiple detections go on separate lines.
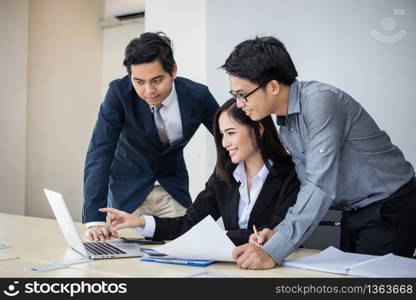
149, 81, 183, 145
150, 81, 182, 187
233, 161, 271, 229
136, 161, 272, 237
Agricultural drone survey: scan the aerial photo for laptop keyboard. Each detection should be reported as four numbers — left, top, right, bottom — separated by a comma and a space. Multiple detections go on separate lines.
83, 242, 126, 256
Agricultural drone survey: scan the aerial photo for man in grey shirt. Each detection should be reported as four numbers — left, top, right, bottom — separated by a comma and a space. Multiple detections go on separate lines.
222, 36, 416, 270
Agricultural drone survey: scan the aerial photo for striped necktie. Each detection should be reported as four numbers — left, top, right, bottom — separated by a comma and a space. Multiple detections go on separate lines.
152, 104, 169, 146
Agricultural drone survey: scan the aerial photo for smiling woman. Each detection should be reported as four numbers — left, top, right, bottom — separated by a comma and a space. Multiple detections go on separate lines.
213, 99, 289, 187
99, 98, 300, 246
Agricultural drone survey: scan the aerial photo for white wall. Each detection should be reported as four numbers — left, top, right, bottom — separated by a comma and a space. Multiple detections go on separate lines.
101, 20, 145, 98
26, 0, 103, 221
0, 0, 29, 215
145, 0, 215, 201
206, 0, 416, 168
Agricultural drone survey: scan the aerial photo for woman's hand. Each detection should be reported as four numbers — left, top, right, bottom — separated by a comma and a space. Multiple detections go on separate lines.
98, 208, 145, 232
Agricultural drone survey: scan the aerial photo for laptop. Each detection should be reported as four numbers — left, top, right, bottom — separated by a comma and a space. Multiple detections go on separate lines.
44, 188, 143, 259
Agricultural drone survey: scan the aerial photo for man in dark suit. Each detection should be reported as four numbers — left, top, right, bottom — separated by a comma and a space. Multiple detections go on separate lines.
83, 32, 219, 241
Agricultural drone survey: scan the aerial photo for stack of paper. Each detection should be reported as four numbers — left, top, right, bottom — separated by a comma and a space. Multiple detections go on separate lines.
152, 215, 235, 262
283, 246, 416, 277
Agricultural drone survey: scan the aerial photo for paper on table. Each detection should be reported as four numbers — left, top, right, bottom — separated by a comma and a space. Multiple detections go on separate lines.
284, 246, 416, 277
347, 253, 416, 278
283, 246, 375, 274
153, 215, 235, 262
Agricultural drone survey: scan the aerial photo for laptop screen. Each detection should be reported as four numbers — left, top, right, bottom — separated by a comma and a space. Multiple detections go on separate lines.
44, 189, 88, 257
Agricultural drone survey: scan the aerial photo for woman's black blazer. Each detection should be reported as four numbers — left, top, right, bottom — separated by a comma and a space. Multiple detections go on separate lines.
153, 159, 300, 245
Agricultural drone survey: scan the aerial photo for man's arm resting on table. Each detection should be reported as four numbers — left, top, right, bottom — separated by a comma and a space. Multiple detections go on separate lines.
233, 244, 277, 270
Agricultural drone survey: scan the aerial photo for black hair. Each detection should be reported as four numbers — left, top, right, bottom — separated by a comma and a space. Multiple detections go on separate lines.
221, 36, 298, 86
123, 31, 175, 75
214, 98, 290, 186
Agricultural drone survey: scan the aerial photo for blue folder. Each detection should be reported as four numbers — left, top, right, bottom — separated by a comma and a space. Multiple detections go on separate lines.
140, 258, 215, 267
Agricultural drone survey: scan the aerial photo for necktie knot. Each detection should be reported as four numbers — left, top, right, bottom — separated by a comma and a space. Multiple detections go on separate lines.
152, 104, 169, 146
153, 104, 163, 113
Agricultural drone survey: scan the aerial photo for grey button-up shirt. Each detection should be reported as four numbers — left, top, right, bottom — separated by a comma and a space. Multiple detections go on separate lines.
263, 80, 415, 264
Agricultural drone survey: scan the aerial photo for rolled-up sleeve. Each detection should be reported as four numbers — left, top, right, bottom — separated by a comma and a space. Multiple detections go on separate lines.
263, 91, 347, 264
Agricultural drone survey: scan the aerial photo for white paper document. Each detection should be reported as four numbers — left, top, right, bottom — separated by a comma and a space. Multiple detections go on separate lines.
347, 253, 416, 278
283, 246, 375, 274
283, 246, 416, 277
153, 215, 235, 262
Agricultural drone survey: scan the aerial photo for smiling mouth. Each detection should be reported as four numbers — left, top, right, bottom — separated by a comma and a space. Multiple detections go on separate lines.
146, 96, 159, 101
228, 148, 238, 156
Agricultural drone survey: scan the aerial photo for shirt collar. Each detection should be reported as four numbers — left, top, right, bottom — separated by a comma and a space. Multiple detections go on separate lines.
276, 80, 300, 126
232, 162, 246, 183
149, 81, 176, 110
287, 79, 301, 115
232, 160, 273, 184
257, 160, 272, 181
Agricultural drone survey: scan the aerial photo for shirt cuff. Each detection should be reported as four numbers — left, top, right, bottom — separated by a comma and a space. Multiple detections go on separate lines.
262, 232, 295, 265
85, 221, 106, 228
135, 215, 156, 238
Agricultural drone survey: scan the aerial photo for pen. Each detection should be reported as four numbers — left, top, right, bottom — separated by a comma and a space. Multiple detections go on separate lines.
253, 225, 262, 248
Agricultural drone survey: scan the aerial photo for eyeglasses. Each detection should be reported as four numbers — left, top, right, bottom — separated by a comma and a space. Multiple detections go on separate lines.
229, 83, 265, 104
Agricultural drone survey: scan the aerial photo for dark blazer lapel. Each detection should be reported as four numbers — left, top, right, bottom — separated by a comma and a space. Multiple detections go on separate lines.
160, 79, 194, 154
248, 173, 282, 226
221, 183, 241, 230
175, 78, 193, 141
